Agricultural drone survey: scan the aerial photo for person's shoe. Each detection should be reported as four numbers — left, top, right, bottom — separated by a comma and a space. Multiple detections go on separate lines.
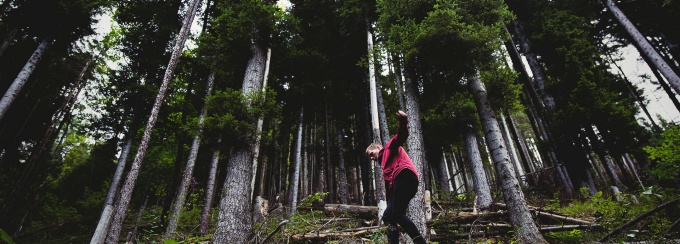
387, 225, 400, 244
411, 235, 427, 244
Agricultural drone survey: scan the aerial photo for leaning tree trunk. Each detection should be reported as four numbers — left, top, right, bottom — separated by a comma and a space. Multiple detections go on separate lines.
505, 27, 575, 198
199, 137, 221, 235
464, 125, 493, 210
468, 73, 547, 244
0, 38, 50, 122
605, 0, 680, 95
435, 147, 451, 194
213, 40, 267, 243
91, 129, 135, 244
403, 70, 428, 240
165, 73, 215, 238
105, 0, 201, 240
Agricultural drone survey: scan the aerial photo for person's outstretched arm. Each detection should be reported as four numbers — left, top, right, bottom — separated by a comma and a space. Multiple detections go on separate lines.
389, 110, 409, 149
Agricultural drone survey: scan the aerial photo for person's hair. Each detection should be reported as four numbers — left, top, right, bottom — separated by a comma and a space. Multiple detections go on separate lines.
365, 143, 383, 156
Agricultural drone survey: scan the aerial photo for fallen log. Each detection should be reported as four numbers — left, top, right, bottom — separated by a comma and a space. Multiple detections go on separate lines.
291, 226, 382, 241
599, 198, 680, 242
430, 224, 601, 241
534, 210, 596, 225
323, 204, 378, 220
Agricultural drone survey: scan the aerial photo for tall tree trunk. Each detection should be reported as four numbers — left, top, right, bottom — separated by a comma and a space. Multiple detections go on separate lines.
165, 73, 215, 238
605, 0, 680, 95
468, 73, 547, 244
499, 113, 525, 185
0, 38, 50, 122
604, 49, 662, 134
91, 129, 135, 244
505, 27, 575, 197
324, 104, 336, 203
106, 0, 201, 240
251, 48, 272, 200
199, 137, 221, 235
288, 109, 304, 214
336, 128, 349, 204
435, 148, 451, 195
366, 29, 387, 204
506, 113, 535, 174
391, 53, 406, 110
464, 126, 493, 209
213, 39, 267, 243
403, 70, 428, 239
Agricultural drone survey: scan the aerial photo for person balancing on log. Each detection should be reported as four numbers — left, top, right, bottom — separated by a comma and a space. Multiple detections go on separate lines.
365, 110, 426, 244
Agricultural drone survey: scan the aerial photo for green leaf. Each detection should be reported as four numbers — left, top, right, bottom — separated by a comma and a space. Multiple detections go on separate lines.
0, 229, 15, 244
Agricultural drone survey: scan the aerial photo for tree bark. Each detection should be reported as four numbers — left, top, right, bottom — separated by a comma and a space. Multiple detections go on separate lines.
288, 109, 304, 214
199, 138, 220, 235
403, 70, 428, 239
605, 0, 680, 95
464, 126, 493, 210
91, 129, 134, 244
0, 38, 50, 122
468, 73, 547, 244
251, 48, 272, 200
213, 40, 267, 243
367, 29, 387, 204
105, 0, 201, 241
336, 128, 349, 204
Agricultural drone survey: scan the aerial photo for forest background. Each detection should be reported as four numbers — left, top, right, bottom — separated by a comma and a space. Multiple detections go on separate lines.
1, 0, 680, 243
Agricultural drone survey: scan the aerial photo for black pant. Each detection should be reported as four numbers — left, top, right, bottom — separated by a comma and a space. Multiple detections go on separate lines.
383, 169, 423, 243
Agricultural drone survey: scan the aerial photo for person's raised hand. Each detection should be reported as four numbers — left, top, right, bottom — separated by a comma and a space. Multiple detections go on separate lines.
396, 110, 408, 120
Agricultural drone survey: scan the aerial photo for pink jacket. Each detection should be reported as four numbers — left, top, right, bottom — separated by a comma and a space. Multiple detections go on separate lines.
379, 116, 419, 188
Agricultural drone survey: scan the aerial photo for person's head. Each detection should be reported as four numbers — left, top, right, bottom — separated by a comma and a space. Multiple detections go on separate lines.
365, 143, 383, 161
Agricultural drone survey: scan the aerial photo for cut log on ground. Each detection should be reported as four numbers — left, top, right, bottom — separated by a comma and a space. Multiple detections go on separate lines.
323, 204, 378, 220
599, 198, 680, 242
291, 226, 382, 241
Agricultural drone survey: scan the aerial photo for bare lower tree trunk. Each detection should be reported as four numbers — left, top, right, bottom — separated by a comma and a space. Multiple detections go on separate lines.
403, 70, 428, 240
436, 148, 451, 195
213, 39, 267, 243
289, 109, 304, 214
337, 128, 349, 204
367, 28, 387, 204
605, 0, 680, 95
499, 113, 525, 186
251, 48, 272, 200
199, 138, 221, 235
105, 0, 201, 240
91, 131, 134, 244
464, 126, 492, 209
469, 73, 547, 244
0, 38, 50, 122
165, 73, 215, 238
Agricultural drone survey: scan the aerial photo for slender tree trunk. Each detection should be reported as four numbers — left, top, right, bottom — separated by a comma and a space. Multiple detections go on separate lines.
336, 128, 349, 204
91, 130, 134, 244
464, 126, 492, 209
435, 148, 451, 195
0, 38, 50, 122
403, 70, 428, 239
213, 39, 267, 243
165, 73, 215, 238
324, 104, 336, 203
604, 49, 662, 134
289, 109, 304, 214
366, 29, 387, 204
0, 28, 17, 58
469, 73, 547, 244
507, 113, 535, 173
499, 113, 525, 185
605, 0, 680, 95
391, 53, 406, 111
199, 138, 221, 235
106, 0, 201, 240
